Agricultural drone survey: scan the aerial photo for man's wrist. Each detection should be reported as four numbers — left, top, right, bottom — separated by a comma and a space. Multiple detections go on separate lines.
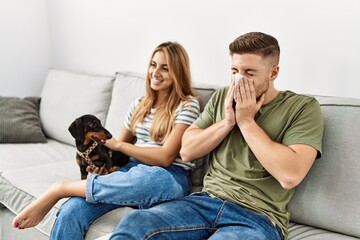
238, 119, 256, 131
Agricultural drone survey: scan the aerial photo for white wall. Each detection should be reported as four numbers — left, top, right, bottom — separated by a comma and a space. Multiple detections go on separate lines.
1, 0, 360, 98
0, 0, 51, 97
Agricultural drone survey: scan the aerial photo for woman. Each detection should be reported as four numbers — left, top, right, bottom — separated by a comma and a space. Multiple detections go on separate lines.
12, 41, 200, 239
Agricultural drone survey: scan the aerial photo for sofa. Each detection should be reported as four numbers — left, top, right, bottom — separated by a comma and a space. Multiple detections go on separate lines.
0, 69, 359, 240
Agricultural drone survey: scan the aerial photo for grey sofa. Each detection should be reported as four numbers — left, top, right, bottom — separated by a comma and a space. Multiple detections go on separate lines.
0, 69, 359, 240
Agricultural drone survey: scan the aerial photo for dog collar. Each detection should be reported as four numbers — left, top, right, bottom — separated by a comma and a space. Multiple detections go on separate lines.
77, 141, 113, 172
77, 141, 99, 171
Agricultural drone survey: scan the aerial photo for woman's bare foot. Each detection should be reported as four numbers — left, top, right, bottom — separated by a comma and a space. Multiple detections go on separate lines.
12, 182, 63, 229
12, 179, 86, 229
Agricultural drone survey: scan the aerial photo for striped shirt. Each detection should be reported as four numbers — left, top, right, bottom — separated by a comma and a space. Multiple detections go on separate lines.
124, 96, 200, 170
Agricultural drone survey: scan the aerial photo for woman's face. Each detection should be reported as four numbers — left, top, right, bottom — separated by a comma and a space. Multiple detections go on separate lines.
148, 51, 174, 94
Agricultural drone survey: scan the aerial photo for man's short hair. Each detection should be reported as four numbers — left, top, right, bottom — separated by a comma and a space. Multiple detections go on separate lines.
229, 32, 280, 64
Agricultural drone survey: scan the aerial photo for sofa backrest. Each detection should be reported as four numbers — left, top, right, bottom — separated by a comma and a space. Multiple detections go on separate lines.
104, 72, 146, 136
288, 95, 360, 238
39, 69, 115, 146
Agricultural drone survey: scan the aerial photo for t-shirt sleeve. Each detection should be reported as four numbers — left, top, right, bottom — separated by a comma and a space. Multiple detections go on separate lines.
282, 98, 324, 158
194, 88, 225, 129
175, 97, 201, 125
124, 97, 142, 130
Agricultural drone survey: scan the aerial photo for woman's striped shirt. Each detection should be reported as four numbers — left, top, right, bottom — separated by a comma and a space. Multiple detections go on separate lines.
124, 96, 200, 170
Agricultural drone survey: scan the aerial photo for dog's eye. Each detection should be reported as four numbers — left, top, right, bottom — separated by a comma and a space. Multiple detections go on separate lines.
89, 122, 97, 128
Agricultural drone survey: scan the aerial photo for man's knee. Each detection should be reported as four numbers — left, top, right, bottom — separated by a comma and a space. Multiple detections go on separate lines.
119, 209, 157, 229
111, 210, 161, 239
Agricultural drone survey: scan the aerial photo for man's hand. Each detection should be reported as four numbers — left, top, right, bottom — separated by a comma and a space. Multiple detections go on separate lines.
225, 79, 237, 128
234, 77, 265, 127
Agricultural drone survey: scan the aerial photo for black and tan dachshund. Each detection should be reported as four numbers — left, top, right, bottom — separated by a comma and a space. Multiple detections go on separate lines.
68, 114, 129, 179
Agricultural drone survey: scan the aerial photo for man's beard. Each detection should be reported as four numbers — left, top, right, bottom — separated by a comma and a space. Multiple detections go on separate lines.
255, 78, 269, 100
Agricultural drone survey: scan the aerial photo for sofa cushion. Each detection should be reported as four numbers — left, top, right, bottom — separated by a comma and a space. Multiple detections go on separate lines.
85, 207, 134, 239
288, 222, 359, 239
288, 96, 360, 238
192, 83, 217, 111
0, 143, 135, 239
0, 161, 79, 235
105, 72, 146, 137
40, 69, 114, 145
0, 139, 75, 174
0, 96, 46, 143
0, 207, 49, 240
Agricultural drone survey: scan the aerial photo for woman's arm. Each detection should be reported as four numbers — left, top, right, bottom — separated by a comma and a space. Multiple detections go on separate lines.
106, 123, 190, 167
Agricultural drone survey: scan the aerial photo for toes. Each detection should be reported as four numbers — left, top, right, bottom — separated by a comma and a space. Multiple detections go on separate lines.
13, 221, 20, 228
18, 218, 33, 229
12, 218, 22, 228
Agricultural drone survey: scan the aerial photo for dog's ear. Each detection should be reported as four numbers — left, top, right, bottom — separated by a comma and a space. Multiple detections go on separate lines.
68, 117, 85, 142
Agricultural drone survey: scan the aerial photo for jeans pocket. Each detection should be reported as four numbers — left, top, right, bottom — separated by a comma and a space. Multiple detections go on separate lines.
263, 216, 284, 240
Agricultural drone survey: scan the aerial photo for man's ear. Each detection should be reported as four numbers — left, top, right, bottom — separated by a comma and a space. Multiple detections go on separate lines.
270, 65, 279, 81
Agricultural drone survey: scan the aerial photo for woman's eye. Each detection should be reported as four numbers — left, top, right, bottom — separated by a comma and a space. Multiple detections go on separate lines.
162, 67, 169, 72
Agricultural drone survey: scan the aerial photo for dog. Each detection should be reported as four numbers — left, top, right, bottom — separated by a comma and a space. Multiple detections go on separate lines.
68, 114, 129, 179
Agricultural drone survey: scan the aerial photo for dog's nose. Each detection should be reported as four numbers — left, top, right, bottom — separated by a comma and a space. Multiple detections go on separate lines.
106, 132, 112, 139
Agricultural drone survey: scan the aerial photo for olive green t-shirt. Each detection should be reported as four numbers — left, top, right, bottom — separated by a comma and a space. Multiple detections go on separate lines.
194, 88, 324, 238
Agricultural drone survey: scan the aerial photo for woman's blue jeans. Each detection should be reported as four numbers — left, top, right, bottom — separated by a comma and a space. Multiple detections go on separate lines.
110, 192, 284, 240
50, 157, 190, 240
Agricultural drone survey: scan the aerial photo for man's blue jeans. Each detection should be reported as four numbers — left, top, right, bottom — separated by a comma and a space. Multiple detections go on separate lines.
50, 157, 190, 240
110, 192, 284, 240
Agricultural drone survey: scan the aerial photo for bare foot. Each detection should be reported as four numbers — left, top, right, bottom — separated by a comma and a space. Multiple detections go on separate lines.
12, 180, 86, 229
12, 182, 62, 229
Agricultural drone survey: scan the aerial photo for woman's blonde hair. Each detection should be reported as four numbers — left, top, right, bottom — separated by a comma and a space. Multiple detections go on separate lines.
130, 42, 195, 144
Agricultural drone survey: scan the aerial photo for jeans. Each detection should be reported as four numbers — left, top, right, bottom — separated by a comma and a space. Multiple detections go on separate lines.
50, 157, 190, 240
110, 192, 284, 240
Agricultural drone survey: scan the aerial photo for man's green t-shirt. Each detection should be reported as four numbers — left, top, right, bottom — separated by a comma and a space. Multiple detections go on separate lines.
194, 88, 324, 238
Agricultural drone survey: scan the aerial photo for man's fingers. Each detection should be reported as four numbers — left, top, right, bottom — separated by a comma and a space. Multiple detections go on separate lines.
249, 78, 256, 100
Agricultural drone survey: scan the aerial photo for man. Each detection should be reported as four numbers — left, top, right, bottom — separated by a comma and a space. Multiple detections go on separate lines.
110, 32, 324, 240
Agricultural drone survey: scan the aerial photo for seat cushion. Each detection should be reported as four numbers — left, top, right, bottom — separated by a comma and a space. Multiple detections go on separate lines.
0, 159, 137, 239
288, 222, 359, 240
0, 139, 75, 174
0, 161, 79, 235
85, 207, 134, 239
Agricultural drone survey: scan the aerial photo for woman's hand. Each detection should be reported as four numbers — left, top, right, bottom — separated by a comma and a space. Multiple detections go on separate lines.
104, 138, 121, 151
86, 165, 109, 175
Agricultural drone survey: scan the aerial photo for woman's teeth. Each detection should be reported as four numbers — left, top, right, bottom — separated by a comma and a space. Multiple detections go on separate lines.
151, 78, 163, 84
